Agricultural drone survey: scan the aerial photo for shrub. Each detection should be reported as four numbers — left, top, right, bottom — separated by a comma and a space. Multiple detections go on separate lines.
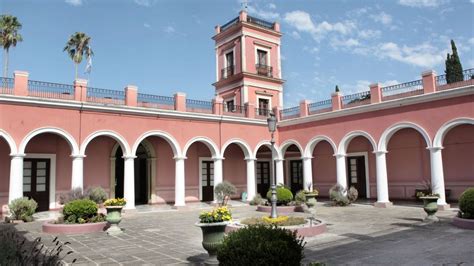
59, 187, 86, 205
266, 185, 294, 206
295, 190, 306, 205
329, 184, 350, 206
306, 198, 317, 208
347, 186, 359, 203
241, 216, 306, 226
8, 197, 37, 222
214, 181, 237, 206
217, 224, 305, 265
62, 199, 98, 224
459, 187, 474, 219
199, 206, 232, 223
85, 186, 108, 204
249, 194, 264, 206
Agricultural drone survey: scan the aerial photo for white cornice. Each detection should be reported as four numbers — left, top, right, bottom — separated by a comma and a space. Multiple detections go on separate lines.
216, 79, 282, 95
278, 85, 474, 127
216, 30, 280, 48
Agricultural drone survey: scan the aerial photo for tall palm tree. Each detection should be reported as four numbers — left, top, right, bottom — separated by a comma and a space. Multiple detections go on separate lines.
0, 14, 23, 78
63, 32, 93, 79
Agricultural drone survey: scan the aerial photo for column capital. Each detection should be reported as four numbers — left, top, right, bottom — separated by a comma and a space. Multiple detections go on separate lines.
173, 156, 187, 160
244, 157, 257, 161
373, 150, 388, 155
333, 153, 346, 158
10, 153, 26, 158
274, 158, 284, 162
427, 146, 443, 151
212, 156, 225, 161
301, 156, 313, 160
70, 154, 87, 159
122, 155, 137, 160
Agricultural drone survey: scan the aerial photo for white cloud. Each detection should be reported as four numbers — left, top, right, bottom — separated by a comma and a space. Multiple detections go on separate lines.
331, 38, 360, 49
284, 11, 316, 32
143, 23, 151, 28
290, 31, 301, 39
370, 12, 392, 25
358, 29, 381, 40
398, 0, 448, 7
380, 80, 401, 87
268, 3, 277, 9
65, 0, 82, 6
468, 37, 474, 45
163, 26, 175, 33
375, 42, 445, 68
134, 0, 157, 7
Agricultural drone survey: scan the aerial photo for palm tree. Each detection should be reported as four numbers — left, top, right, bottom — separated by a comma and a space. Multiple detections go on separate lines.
63, 32, 93, 79
0, 14, 23, 78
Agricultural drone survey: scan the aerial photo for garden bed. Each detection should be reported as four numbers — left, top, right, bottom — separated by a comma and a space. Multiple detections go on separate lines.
42, 221, 107, 234
226, 218, 327, 237
256, 205, 304, 213
452, 216, 474, 230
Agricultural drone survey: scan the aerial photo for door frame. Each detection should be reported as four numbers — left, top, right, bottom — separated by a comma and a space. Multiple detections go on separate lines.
346, 152, 370, 199
285, 156, 301, 187
255, 159, 272, 196
199, 157, 213, 201
24, 153, 56, 210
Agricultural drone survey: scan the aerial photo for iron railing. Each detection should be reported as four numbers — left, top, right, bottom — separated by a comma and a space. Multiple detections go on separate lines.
381, 79, 423, 100
436, 68, 474, 87
137, 93, 174, 110
221, 66, 235, 79
28, 80, 75, 100
186, 98, 213, 113
255, 64, 273, 77
221, 17, 239, 31
223, 104, 246, 116
342, 91, 371, 108
255, 108, 270, 117
280, 106, 300, 120
247, 16, 274, 30
0, 77, 14, 95
86, 87, 125, 105
308, 99, 332, 114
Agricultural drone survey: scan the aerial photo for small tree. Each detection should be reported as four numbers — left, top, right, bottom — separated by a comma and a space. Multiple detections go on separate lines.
445, 40, 463, 84
63, 32, 93, 79
214, 181, 237, 206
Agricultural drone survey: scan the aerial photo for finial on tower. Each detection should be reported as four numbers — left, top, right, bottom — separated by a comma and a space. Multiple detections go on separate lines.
241, 0, 248, 12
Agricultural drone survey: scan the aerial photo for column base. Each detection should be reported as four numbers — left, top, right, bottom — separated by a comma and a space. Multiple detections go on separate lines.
437, 204, 450, 211
374, 202, 393, 208
172, 205, 187, 210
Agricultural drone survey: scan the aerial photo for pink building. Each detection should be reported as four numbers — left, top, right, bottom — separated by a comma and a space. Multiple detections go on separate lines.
0, 11, 473, 213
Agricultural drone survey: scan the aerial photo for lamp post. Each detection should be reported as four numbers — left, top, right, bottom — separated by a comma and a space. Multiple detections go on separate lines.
267, 112, 278, 219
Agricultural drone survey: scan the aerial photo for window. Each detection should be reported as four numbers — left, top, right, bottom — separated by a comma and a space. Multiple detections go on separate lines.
258, 98, 269, 116
257, 49, 267, 66
225, 99, 235, 112
226, 51, 234, 68
222, 51, 234, 79
256, 49, 272, 77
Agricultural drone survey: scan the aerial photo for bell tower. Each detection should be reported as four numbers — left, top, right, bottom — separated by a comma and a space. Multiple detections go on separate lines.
212, 10, 284, 115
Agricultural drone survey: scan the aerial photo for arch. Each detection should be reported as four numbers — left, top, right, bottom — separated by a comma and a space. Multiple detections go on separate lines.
253, 140, 282, 159
280, 139, 304, 158
221, 138, 252, 158
378, 122, 431, 152
19, 127, 79, 155
0, 129, 17, 154
132, 130, 181, 157
80, 130, 131, 156
338, 130, 377, 155
183, 136, 219, 158
433, 117, 474, 148
304, 135, 337, 158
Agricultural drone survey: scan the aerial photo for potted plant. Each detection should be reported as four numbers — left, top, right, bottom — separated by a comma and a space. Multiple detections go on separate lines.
103, 198, 126, 235
416, 191, 440, 222
304, 183, 319, 202
195, 206, 232, 265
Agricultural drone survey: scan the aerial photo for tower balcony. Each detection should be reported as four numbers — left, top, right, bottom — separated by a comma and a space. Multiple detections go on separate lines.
221, 65, 235, 80
255, 64, 273, 78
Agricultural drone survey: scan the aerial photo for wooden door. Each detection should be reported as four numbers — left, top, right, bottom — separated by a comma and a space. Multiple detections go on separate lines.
256, 161, 270, 196
347, 156, 367, 198
201, 160, 214, 202
290, 160, 303, 195
23, 159, 50, 212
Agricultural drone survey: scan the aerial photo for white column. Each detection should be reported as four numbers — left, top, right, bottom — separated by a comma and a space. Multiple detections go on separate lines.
123, 155, 136, 209
375, 151, 390, 204
8, 154, 25, 203
275, 158, 284, 185
213, 157, 224, 202
149, 157, 157, 204
302, 157, 313, 191
429, 147, 448, 206
174, 156, 186, 206
71, 155, 85, 190
335, 153, 347, 191
245, 158, 256, 201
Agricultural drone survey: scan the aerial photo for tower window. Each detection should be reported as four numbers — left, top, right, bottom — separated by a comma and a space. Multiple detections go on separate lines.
256, 49, 268, 66
225, 99, 235, 112
222, 51, 234, 79
256, 49, 272, 77
258, 98, 270, 116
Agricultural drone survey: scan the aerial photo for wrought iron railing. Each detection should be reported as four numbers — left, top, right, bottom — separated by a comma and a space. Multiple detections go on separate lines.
308, 99, 332, 114
221, 17, 239, 31
247, 16, 274, 30
0, 77, 14, 95
436, 68, 474, 87
86, 87, 125, 105
137, 93, 174, 110
381, 79, 423, 100
186, 98, 213, 113
280, 106, 300, 120
341, 91, 371, 108
255, 108, 270, 117
27, 80, 75, 100
223, 104, 246, 116
255, 64, 273, 78
221, 66, 235, 79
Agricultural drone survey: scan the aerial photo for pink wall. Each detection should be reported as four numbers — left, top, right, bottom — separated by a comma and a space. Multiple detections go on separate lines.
223, 143, 246, 197
312, 141, 337, 197
244, 35, 279, 77
185, 142, 211, 202
151, 137, 176, 203
0, 139, 11, 212
83, 136, 115, 192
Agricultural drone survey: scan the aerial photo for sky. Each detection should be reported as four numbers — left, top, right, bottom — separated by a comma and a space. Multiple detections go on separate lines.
1, 0, 473, 107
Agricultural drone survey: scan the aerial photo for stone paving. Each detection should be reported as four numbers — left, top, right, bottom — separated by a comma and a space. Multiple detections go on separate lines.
3, 201, 474, 265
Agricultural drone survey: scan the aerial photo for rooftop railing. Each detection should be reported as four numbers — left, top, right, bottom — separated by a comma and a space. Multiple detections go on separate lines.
28, 80, 75, 100
137, 93, 174, 110
86, 87, 125, 105
186, 98, 213, 114
280, 106, 300, 120
342, 91, 371, 108
308, 99, 332, 115
0, 77, 14, 95
223, 104, 246, 117
221, 17, 239, 31
381, 79, 423, 101
436, 68, 474, 91
247, 15, 274, 30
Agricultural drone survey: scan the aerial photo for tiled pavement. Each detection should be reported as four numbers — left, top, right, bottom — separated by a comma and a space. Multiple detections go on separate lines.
3, 201, 474, 265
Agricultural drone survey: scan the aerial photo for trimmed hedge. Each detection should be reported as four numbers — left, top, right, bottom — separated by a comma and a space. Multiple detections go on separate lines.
62, 199, 98, 224
266, 186, 294, 206
459, 187, 474, 219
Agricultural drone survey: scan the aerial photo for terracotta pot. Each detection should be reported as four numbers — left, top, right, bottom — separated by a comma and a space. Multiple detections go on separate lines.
195, 222, 228, 265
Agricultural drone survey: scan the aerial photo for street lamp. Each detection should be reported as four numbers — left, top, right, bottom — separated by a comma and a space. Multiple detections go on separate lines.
267, 112, 278, 219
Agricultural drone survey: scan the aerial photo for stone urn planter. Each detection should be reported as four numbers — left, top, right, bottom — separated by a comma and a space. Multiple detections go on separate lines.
195, 222, 228, 265
304, 192, 318, 202
105, 206, 123, 235
420, 196, 439, 222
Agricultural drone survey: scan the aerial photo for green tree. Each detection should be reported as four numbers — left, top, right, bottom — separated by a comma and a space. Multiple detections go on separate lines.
445, 40, 463, 84
63, 32, 93, 79
0, 14, 23, 78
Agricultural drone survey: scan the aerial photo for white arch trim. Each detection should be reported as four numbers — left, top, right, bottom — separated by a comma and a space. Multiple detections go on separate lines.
253, 140, 282, 159
132, 130, 181, 157
378, 122, 432, 152
433, 117, 474, 148
19, 127, 79, 155
279, 139, 304, 158
182, 136, 219, 158
0, 129, 18, 154
220, 138, 252, 158
80, 130, 131, 156
338, 130, 377, 155
304, 135, 337, 158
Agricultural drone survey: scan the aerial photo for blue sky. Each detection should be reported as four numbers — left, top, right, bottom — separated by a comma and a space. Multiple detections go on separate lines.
1, 0, 473, 107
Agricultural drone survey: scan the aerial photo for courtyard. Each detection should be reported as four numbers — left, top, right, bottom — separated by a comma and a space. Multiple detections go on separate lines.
2, 201, 473, 265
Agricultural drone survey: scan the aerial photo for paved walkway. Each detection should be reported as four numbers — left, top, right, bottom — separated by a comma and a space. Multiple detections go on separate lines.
2, 202, 473, 265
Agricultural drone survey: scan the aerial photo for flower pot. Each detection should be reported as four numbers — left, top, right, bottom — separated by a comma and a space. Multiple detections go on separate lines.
195, 222, 228, 265
420, 196, 439, 222
304, 193, 318, 202
105, 206, 123, 235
